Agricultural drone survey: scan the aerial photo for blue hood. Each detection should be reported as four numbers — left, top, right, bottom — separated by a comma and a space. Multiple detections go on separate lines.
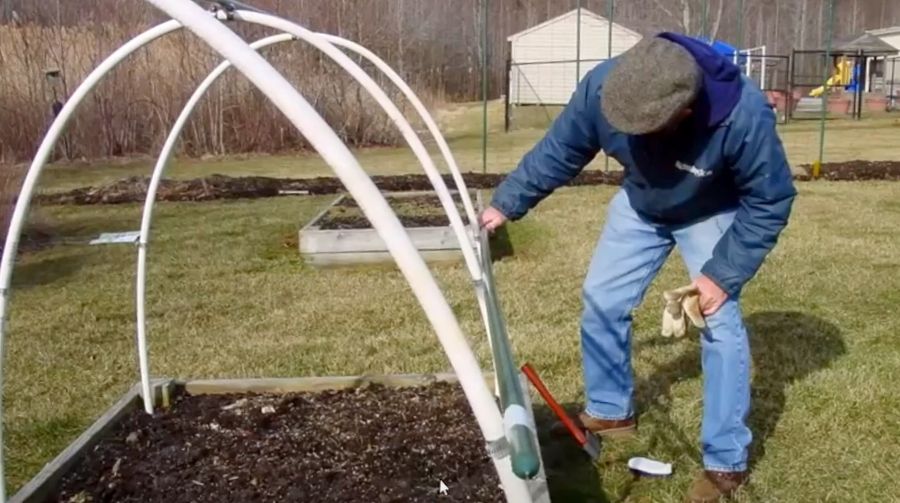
657, 32, 743, 128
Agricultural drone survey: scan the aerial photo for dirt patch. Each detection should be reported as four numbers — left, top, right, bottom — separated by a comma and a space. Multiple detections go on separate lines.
318, 194, 470, 230
37, 175, 288, 205
794, 160, 900, 181
36, 171, 623, 206
52, 383, 503, 503
34, 160, 900, 207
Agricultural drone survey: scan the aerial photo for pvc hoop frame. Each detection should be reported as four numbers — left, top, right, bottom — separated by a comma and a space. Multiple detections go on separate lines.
232, 10, 481, 280
0, 2, 532, 501
136, 19, 499, 412
0, 20, 184, 501
228, 13, 499, 404
227, 16, 499, 408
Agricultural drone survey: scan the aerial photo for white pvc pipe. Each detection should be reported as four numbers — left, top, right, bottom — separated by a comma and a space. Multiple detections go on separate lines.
135, 33, 296, 420
227, 14, 501, 412
318, 34, 479, 230
310, 41, 498, 397
142, 2, 531, 500
136, 26, 495, 397
0, 19, 184, 501
135, 29, 493, 419
761, 45, 767, 90
232, 9, 502, 408
231, 11, 481, 281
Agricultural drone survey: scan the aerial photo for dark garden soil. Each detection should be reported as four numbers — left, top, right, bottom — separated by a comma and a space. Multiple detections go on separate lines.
52, 383, 503, 503
793, 160, 900, 181
35, 160, 900, 207
317, 194, 470, 230
35, 171, 622, 206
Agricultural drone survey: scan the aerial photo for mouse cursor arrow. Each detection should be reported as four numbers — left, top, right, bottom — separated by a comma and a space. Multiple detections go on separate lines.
439, 481, 449, 495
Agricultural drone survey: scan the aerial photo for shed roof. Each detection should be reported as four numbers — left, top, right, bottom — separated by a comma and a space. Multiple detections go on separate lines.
828, 33, 899, 55
507, 8, 642, 42
867, 26, 900, 37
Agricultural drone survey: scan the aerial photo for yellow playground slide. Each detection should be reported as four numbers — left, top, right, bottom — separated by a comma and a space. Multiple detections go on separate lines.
810, 58, 852, 97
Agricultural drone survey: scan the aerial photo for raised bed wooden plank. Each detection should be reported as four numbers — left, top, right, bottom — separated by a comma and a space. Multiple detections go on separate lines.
12, 372, 551, 502
183, 372, 485, 395
298, 193, 346, 234
302, 249, 464, 267
300, 226, 462, 254
298, 190, 483, 267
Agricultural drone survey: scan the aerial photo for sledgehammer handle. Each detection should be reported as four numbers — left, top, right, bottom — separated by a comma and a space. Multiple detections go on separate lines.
521, 363, 588, 446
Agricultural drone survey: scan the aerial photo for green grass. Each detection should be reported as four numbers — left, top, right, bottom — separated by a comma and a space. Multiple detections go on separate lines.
6, 180, 900, 501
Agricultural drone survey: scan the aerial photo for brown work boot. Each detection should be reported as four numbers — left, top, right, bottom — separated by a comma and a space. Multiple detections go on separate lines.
551, 411, 636, 438
687, 469, 749, 502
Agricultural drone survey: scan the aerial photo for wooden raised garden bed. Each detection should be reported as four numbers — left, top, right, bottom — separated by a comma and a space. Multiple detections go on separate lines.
299, 191, 501, 267
13, 374, 549, 503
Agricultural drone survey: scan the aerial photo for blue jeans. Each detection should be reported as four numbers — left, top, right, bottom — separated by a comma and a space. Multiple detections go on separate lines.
581, 189, 751, 472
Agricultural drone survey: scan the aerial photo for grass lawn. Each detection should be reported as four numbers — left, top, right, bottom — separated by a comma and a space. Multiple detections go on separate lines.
5, 179, 900, 501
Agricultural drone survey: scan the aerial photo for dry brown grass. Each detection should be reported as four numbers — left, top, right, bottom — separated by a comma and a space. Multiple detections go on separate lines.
0, 23, 435, 163
0, 163, 24, 242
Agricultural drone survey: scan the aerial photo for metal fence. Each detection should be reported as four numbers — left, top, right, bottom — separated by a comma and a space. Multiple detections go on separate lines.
504, 52, 792, 131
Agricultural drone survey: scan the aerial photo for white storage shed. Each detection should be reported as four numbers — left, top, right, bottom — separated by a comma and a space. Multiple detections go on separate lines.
507, 8, 642, 105
867, 26, 900, 95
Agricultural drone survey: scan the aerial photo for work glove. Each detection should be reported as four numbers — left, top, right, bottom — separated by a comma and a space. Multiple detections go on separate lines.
660, 284, 706, 338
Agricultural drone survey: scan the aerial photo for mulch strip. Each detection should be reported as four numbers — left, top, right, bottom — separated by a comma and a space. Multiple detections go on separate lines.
52, 383, 503, 503
34, 160, 900, 206
34, 171, 621, 206
792, 160, 900, 181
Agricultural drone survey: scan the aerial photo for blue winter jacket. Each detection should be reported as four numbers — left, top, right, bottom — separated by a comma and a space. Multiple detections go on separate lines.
491, 33, 796, 296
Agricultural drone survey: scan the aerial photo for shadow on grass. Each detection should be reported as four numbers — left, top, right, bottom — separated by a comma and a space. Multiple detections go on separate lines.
488, 225, 514, 261
633, 337, 703, 461
629, 311, 845, 474
532, 403, 611, 503
744, 311, 845, 470
12, 251, 89, 288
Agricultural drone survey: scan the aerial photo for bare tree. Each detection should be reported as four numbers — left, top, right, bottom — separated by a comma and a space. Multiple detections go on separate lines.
2, 0, 900, 162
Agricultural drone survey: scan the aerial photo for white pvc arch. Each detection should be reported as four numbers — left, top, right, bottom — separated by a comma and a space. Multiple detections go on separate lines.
316, 32, 479, 228
0, 1, 532, 501
231, 10, 481, 279
135, 26, 499, 415
0, 20, 184, 501
134, 34, 299, 417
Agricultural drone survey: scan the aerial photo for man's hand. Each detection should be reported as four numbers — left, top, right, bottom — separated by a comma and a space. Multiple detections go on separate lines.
693, 275, 728, 316
479, 207, 508, 233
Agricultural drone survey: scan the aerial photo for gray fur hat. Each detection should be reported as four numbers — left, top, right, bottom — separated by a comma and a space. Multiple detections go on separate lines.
601, 36, 701, 134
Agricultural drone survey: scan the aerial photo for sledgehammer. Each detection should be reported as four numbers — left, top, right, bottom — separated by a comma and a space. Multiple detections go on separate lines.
521, 362, 600, 460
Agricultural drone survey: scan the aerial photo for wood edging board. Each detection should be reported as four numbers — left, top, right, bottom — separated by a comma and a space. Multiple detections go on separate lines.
11, 371, 549, 503
10, 379, 170, 503
298, 190, 482, 266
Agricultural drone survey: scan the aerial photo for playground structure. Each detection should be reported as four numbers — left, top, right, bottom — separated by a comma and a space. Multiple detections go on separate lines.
808, 56, 853, 97
789, 33, 899, 120
0, 1, 550, 501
